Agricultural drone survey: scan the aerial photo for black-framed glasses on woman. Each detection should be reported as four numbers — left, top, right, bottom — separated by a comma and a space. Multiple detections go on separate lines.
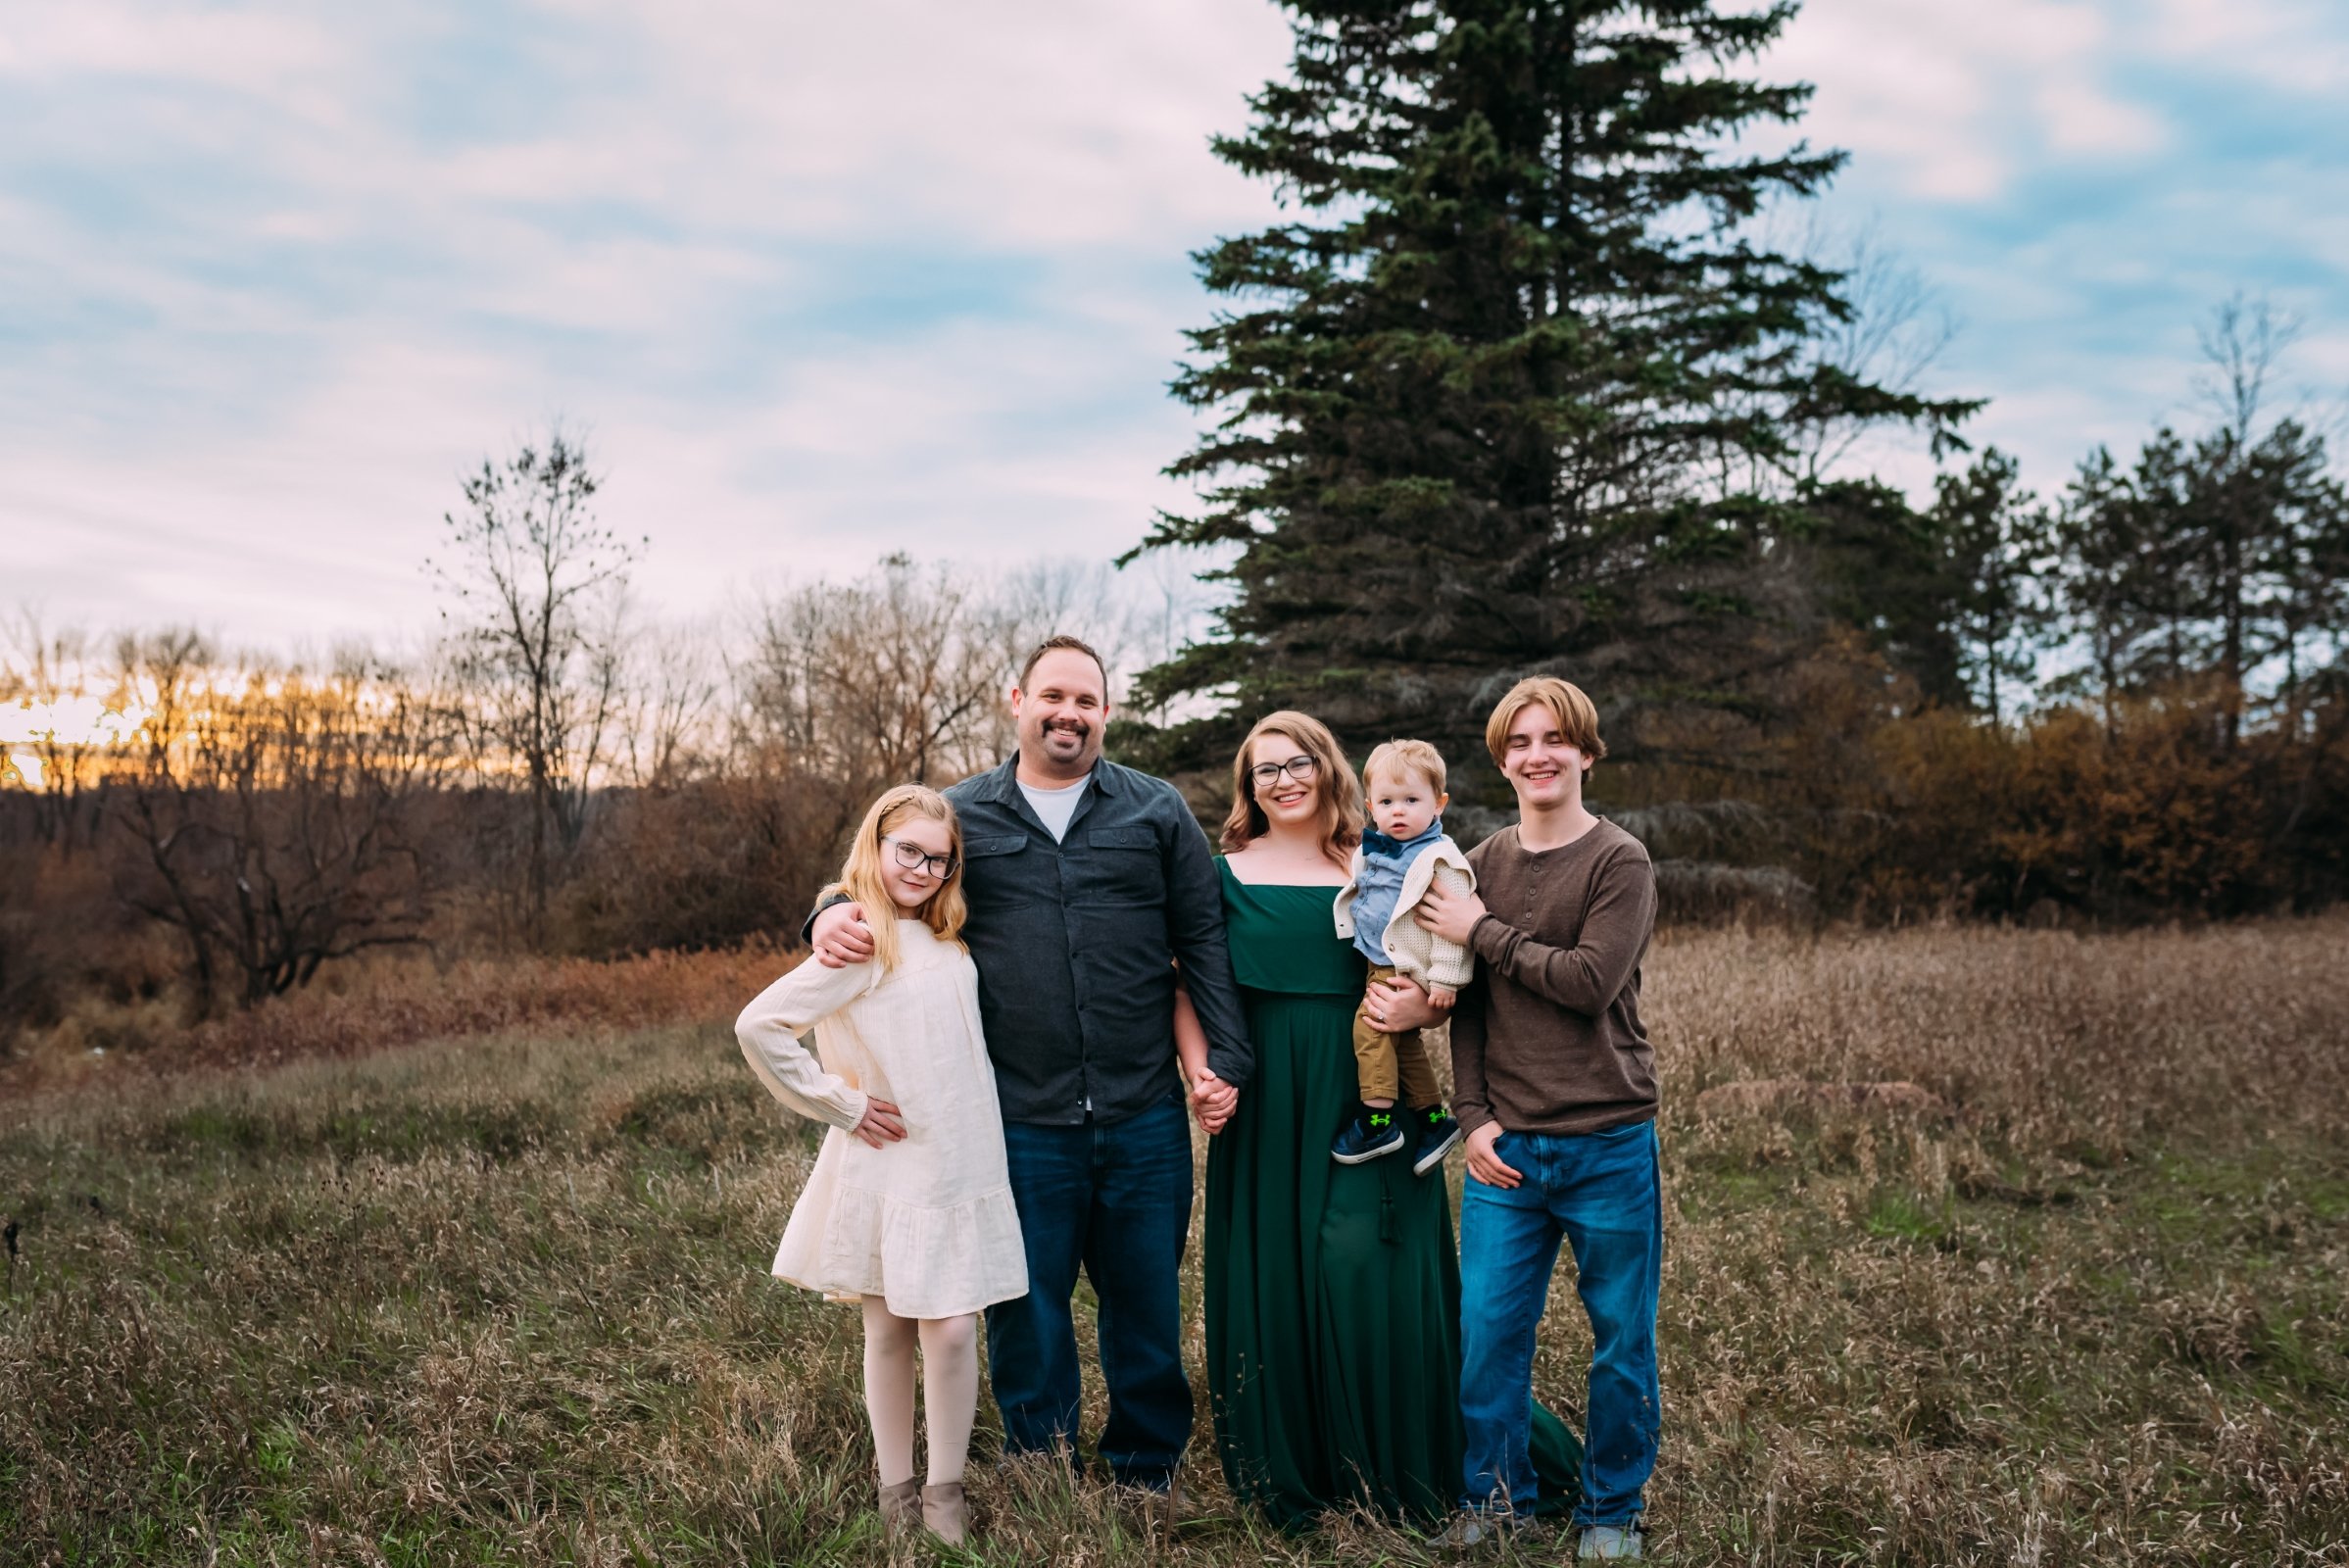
1249, 755, 1320, 791
884, 836, 959, 880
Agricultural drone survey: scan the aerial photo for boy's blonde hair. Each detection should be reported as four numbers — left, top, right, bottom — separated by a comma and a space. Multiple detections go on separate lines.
1484, 677, 1607, 767
1363, 739, 1447, 796
826, 784, 967, 972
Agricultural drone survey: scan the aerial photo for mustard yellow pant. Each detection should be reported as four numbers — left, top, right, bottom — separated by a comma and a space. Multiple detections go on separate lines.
1351, 962, 1443, 1108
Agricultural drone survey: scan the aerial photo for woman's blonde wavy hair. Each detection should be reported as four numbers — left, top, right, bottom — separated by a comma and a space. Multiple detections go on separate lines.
826, 784, 968, 972
1219, 710, 1362, 870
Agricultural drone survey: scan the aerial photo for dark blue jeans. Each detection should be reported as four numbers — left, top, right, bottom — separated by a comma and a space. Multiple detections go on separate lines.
1458, 1119, 1661, 1528
987, 1092, 1195, 1488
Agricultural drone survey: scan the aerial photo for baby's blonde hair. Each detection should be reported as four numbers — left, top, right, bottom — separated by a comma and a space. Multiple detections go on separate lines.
1363, 738, 1447, 796
826, 785, 967, 972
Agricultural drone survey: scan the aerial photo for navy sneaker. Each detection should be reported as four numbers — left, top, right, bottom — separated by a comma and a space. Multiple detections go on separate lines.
1331, 1104, 1406, 1164
1411, 1105, 1463, 1176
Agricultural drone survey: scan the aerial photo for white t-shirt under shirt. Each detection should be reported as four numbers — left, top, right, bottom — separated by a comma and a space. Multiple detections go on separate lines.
1018, 773, 1091, 842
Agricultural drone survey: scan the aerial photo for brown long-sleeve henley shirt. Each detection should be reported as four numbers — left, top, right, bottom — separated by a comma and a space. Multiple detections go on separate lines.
1449, 817, 1658, 1139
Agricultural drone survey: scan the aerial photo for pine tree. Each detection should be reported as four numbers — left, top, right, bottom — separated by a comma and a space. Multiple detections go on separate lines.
1127, 0, 1974, 792
1930, 449, 2054, 725
1800, 476, 1966, 710
2055, 421, 2349, 735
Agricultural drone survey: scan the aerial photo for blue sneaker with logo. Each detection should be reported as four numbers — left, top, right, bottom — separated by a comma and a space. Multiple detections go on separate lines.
1331, 1103, 1407, 1164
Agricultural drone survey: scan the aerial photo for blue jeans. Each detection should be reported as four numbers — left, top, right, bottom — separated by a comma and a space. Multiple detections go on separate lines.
1458, 1119, 1661, 1528
987, 1092, 1195, 1488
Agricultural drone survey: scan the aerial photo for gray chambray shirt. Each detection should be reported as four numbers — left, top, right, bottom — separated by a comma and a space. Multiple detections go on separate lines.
810, 758, 1254, 1126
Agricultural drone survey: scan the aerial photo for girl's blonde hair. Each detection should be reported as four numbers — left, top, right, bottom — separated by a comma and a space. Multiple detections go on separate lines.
826, 784, 968, 972
1220, 710, 1363, 869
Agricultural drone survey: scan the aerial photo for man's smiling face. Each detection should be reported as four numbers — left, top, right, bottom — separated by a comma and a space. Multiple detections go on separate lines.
1011, 648, 1109, 778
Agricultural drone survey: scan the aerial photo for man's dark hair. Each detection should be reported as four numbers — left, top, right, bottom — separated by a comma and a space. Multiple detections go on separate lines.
1018, 634, 1109, 693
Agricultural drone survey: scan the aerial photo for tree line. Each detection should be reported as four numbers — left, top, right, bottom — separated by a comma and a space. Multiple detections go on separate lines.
7, 0, 2348, 1047
1120, 0, 2349, 921
0, 502, 1200, 1040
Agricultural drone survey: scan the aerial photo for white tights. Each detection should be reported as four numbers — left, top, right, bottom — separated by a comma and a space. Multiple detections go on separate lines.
859, 1297, 980, 1487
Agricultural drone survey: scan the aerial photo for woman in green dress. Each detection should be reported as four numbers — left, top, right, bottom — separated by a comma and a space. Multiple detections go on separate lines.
1176, 711, 1580, 1531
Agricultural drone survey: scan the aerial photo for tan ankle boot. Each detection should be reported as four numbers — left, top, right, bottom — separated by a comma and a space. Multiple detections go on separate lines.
878, 1478, 920, 1541
921, 1480, 968, 1545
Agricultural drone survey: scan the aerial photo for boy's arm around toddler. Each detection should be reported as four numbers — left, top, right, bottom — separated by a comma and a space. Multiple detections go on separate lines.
1421, 858, 1477, 992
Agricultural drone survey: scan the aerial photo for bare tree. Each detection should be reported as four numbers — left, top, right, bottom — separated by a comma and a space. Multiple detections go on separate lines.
2194, 291, 2301, 446
108, 639, 447, 1013
735, 553, 1020, 792
427, 432, 639, 943
727, 551, 1232, 797
1789, 222, 1963, 484
1105, 546, 1230, 727
620, 619, 720, 793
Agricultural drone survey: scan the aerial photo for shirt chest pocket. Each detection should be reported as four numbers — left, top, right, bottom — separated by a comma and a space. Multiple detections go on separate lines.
1076, 824, 1162, 906
960, 832, 1040, 909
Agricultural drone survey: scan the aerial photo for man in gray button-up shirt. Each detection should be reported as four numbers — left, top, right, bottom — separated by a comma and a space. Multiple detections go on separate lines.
807, 635, 1251, 1495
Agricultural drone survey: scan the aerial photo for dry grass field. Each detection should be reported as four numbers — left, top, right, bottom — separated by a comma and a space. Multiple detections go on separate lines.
4, 921, 2346, 1566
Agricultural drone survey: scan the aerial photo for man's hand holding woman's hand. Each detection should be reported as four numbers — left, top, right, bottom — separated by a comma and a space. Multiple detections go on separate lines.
812, 902, 877, 967
1190, 1066, 1239, 1135
1464, 1121, 1522, 1189
853, 1098, 906, 1149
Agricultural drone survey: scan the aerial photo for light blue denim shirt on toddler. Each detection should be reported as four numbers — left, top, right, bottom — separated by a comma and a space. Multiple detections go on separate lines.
1348, 817, 1447, 966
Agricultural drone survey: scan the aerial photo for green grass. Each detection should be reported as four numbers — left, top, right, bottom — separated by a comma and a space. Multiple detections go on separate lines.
4, 923, 2347, 1565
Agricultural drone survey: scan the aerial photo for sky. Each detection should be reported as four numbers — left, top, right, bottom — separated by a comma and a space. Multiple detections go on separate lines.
6, 0, 2348, 651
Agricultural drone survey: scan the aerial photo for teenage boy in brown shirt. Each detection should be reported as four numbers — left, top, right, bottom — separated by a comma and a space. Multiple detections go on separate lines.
1411, 676, 1660, 1562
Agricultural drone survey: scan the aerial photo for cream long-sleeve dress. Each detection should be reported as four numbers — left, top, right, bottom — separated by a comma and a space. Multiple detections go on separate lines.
736, 921, 1027, 1320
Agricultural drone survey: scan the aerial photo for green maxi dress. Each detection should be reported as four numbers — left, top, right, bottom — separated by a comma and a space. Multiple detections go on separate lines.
1201, 862, 1582, 1528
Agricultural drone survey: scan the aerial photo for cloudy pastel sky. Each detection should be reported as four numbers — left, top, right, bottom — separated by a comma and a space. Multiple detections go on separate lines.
7, 0, 2348, 648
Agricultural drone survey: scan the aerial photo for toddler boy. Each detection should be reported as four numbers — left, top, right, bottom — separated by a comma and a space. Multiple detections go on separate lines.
1330, 739, 1469, 1175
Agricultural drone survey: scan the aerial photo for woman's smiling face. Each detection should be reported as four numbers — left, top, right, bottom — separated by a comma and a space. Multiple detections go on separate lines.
1249, 732, 1323, 832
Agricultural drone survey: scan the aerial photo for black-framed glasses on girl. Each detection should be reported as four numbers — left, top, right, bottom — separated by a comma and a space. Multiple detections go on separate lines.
884, 837, 959, 879
1249, 755, 1320, 790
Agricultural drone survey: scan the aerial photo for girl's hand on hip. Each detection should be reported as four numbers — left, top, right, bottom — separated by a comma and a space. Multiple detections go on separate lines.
1464, 1122, 1521, 1189
853, 1099, 906, 1148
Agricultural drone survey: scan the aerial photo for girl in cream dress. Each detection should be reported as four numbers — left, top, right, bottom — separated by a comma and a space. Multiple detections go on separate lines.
737, 784, 1024, 1546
